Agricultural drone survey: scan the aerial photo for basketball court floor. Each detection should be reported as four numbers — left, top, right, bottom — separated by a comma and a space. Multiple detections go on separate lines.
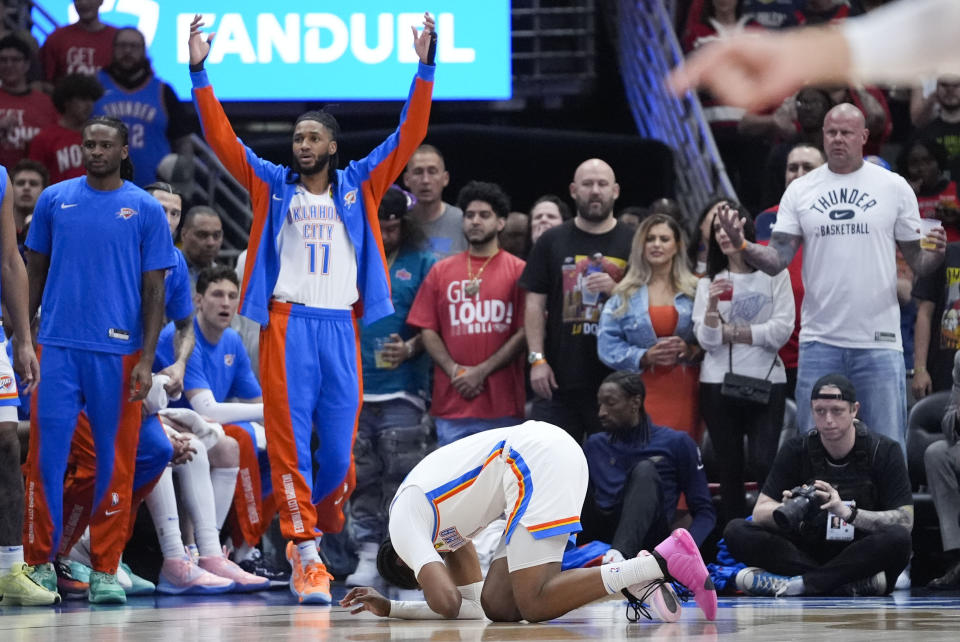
2, 584, 959, 641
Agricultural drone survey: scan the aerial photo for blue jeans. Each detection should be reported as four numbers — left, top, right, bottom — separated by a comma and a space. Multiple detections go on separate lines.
434, 416, 520, 447
795, 341, 907, 453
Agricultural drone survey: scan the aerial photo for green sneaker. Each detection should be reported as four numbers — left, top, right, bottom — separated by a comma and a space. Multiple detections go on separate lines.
0, 563, 61, 605
26, 562, 57, 593
119, 561, 155, 595
87, 571, 127, 604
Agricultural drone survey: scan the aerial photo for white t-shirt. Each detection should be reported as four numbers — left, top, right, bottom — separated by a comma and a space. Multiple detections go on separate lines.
692, 270, 794, 384
272, 186, 358, 309
773, 162, 921, 350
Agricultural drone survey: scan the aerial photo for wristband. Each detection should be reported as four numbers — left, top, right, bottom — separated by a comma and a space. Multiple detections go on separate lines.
738, 237, 748, 251
914, 366, 927, 373
189, 61, 204, 72
530, 358, 547, 368
847, 505, 858, 524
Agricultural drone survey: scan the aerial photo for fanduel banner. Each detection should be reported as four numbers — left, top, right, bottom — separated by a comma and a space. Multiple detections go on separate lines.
34, 0, 512, 101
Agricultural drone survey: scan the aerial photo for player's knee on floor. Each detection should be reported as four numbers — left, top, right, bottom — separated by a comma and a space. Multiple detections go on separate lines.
480, 560, 522, 622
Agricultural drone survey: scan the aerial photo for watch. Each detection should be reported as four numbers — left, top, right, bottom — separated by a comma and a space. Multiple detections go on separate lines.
527, 351, 545, 365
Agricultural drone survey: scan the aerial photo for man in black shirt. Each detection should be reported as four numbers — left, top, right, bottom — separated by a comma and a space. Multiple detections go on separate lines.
519, 158, 634, 442
724, 374, 913, 596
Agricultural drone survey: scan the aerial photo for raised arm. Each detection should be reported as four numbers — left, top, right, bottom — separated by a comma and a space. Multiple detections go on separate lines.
715, 204, 800, 275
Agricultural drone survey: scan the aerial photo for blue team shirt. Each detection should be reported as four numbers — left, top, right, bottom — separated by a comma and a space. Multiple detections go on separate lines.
25, 177, 175, 354
165, 248, 193, 322
583, 421, 716, 546
155, 318, 261, 403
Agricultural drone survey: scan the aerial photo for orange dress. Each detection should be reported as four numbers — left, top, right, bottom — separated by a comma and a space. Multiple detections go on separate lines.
641, 306, 702, 444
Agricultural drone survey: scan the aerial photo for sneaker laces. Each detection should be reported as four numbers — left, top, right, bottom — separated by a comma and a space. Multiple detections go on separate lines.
304, 562, 333, 585
622, 579, 689, 623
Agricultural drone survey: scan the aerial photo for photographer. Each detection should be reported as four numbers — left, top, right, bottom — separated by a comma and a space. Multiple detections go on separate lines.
724, 374, 913, 596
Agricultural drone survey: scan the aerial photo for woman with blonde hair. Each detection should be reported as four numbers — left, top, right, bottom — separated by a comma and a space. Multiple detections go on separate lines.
598, 213, 703, 442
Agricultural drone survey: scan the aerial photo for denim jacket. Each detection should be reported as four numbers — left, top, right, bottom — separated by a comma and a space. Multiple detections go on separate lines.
598, 286, 695, 372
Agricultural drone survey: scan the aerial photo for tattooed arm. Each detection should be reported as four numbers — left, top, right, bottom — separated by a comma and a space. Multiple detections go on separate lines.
898, 234, 946, 277
815, 480, 914, 532
714, 202, 801, 275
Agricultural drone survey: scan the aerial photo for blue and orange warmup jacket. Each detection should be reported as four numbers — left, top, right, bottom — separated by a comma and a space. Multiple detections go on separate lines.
191, 62, 435, 326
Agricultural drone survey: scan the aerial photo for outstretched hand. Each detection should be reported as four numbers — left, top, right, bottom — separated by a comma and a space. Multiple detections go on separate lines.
188, 14, 215, 67
340, 586, 391, 617
714, 202, 746, 251
412, 12, 436, 64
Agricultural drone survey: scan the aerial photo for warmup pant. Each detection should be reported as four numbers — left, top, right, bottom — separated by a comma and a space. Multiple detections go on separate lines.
59, 413, 172, 557
724, 518, 912, 594
224, 422, 278, 547
261, 302, 361, 542
23, 346, 143, 573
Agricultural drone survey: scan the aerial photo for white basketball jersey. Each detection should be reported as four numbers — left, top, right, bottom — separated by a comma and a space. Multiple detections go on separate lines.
273, 186, 358, 309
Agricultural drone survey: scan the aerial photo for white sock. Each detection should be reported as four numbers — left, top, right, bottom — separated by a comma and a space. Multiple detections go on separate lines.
0, 545, 24, 574
174, 440, 222, 558
784, 576, 805, 596
599, 554, 664, 594
297, 540, 320, 569
145, 468, 186, 560
210, 466, 239, 529
235, 541, 257, 562
314, 535, 323, 551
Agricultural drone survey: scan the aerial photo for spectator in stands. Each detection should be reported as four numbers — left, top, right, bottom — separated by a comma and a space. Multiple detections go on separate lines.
520, 158, 634, 442
500, 211, 530, 259
41, 0, 118, 84
799, 0, 862, 24
912, 223, 960, 398
529, 193, 569, 245
408, 180, 527, 445
923, 351, 960, 589
826, 85, 891, 155
689, 195, 730, 276
727, 374, 913, 597
28, 74, 103, 184
897, 138, 960, 241
344, 186, 434, 588
94, 28, 193, 186
0, 36, 58, 170
648, 197, 685, 224
0, 0, 41, 86
913, 76, 960, 178
598, 213, 702, 443
754, 144, 825, 399
740, 0, 803, 29
582, 372, 715, 561
9, 159, 47, 253
403, 144, 465, 259
180, 205, 223, 285
716, 103, 946, 452
682, 0, 760, 54
615, 206, 647, 234
693, 202, 794, 522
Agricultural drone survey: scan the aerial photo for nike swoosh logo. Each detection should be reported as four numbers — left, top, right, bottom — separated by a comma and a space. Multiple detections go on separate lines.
60, 203, 78, 209
272, 194, 283, 201
104, 509, 123, 516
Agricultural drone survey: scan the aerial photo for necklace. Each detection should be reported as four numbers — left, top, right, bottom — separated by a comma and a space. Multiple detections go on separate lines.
464, 250, 499, 296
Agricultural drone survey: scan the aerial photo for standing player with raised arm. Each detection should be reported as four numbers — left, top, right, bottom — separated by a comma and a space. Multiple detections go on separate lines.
187, 13, 436, 604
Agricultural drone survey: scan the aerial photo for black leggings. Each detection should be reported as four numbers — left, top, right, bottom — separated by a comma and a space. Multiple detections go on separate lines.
701, 382, 785, 522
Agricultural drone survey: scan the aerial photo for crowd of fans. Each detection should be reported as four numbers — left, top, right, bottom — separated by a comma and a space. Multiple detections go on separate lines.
1, 0, 960, 613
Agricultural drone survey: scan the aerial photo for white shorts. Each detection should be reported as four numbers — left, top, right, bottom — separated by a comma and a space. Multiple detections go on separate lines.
0, 336, 20, 422
491, 523, 569, 572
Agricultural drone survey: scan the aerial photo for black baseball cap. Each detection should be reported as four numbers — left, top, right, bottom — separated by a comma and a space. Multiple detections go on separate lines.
811, 374, 856, 403
379, 186, 415, 221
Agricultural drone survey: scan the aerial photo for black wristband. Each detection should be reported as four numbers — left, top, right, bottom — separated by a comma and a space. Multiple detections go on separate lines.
189, 61, 204, 72
847, 505, 858, 524
426, 31, 437, 65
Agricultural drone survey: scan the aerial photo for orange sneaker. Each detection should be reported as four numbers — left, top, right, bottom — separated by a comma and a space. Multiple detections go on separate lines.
285, 541, 333, 604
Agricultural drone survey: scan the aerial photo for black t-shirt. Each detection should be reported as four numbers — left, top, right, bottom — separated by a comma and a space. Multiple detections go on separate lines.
917, 118, 960, 180
519, 219, 634, 392
912, 242, 960, 391
762, 427, 912, 536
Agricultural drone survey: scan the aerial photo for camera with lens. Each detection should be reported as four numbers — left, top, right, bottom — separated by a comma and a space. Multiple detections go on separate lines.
773, 485, 821, 531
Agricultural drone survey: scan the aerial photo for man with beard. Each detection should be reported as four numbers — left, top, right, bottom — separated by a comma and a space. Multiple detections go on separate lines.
94, 27, 193, 186
519, 159, 634, 442
408, 181, 526, 446
21, 116, 173, 603
187, 13, 436, 604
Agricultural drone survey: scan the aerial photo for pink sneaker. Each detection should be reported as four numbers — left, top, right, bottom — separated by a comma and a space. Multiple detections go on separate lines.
624, 551, 682, 623
198, 555, 270, 592
157, 556, 235, 595
653, 529, 717, 621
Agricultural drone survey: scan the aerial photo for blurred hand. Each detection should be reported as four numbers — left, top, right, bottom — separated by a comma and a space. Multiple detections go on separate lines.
188, 14, 215, 66
530, 361, 558, 400
912, 369, 932, 400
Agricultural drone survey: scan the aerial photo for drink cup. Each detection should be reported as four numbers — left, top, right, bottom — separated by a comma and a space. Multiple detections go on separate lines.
920, 217, 943, 250
717, 278, 733, 302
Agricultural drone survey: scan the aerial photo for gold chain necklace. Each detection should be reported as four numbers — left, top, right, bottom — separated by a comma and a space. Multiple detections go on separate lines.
464, 250, 499, 296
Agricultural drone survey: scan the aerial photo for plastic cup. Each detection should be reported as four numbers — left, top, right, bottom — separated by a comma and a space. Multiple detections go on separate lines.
717, 279, 733, 302
920, 217, 943, 250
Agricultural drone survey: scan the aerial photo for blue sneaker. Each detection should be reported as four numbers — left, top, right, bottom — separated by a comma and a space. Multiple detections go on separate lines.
735, 567, 797, 597
118, 562, 155, 595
